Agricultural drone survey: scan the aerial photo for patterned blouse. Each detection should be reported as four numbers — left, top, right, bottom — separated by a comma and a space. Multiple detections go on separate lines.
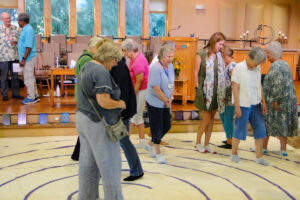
0, 24, 20, 62
225, 61, 236, 106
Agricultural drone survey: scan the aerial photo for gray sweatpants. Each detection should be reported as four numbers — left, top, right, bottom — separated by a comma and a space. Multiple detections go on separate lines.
23, 57, 38, 99
76, 111, 124, 200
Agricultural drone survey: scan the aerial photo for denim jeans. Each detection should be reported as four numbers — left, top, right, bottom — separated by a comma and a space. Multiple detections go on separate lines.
120, 119, 144, 176
76, 111, 123, 200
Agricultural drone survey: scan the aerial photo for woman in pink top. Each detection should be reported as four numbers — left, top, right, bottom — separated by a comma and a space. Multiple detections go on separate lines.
122, 39, 149, 147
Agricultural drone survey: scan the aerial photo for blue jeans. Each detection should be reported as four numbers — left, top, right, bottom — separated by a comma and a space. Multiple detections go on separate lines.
219, 106, 235, 139
120, 119, 144, 176
233, 104, 266, 141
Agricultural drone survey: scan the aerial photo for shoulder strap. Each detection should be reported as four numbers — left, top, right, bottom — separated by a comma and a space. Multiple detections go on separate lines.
80, 68, 102, 121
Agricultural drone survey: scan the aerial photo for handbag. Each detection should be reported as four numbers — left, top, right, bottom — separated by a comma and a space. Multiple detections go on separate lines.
79, 68, 128, 142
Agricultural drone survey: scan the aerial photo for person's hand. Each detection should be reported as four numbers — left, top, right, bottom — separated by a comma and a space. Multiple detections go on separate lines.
235, 106, 242, 118
272, 101, 279, 111
261, 102, 267, 114
10, 41, 17, 46
119, 100, 126, 109
20, 59, 25, 67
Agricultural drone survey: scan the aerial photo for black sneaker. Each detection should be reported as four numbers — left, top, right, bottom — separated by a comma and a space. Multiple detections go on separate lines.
218, 143, 232, 149
34, 96, 40, 102
123, 173, 144, 181
222, 140, 227, 144
12, 95, 24, 100
2, 96, 8, 101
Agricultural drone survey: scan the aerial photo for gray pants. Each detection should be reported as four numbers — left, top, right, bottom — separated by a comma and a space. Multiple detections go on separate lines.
24, 57, 38, 99
76, 111, 124, 200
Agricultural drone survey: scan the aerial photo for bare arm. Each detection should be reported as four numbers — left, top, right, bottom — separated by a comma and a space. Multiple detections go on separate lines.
134, 73, 144, 94
153, 86, 171, 108
232, 82, 241, 118
20, 47, 31, 67
261, 86, 267, 114
96, 93, 126, 109
194, 54, 201, 87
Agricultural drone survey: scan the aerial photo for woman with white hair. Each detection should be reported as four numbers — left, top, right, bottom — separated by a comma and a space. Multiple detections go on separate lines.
231, 47, 269, 166
263, 41, 298, 157
121, 39, 149, 148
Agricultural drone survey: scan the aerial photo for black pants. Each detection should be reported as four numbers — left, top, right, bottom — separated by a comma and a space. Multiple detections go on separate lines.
147, 102, 171, 144
0, 61, 20, 97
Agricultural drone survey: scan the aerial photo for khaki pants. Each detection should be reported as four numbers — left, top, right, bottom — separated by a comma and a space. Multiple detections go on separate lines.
23, 57, 38, 99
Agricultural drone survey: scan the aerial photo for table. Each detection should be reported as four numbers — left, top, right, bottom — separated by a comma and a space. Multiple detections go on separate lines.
50, 68, 75, 106
173, 79, 188, 105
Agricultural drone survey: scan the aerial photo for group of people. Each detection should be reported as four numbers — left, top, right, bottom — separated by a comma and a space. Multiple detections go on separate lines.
73, 32, 298, 199
194, 32, 298, 166
0, 12, 39, 104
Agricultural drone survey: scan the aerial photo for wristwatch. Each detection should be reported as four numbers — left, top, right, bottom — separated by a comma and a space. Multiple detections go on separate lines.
22, 56, 27, 60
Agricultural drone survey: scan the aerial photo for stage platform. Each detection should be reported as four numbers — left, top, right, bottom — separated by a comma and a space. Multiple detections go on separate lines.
0, 82, 299, 148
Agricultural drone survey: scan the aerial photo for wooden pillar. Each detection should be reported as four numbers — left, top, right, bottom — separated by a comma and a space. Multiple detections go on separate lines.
119, 0, 125, 39
44, 0, 51, 42
69, 0, 76, 43
167, 0, 172, 37
18, 0, 25, 13
142, 0, 149, 39
94, 0, 101, 36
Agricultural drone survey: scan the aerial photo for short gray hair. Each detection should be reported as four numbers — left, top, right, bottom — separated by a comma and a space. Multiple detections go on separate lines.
248, 47, 266, 64
121, 39, 139, 52
158, 44, 175, 60
88, 37, 102, 50
266, 41, 282, 59
94, 40, 122, 63
18, 13, 30, 23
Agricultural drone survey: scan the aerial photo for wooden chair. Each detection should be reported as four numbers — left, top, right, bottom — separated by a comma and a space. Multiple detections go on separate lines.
50, 34, 67, 54
43, 43, 61, 62
35, 34, 43, 52
71, 43, 88, 53
76, 35, 92, 44
35, 52, 55, 96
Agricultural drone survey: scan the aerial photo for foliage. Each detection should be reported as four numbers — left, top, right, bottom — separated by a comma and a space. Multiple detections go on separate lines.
77, 0, 94, 35
172, 56, 185, 77
51, 0, 69, 35
125, 0, 142, 36
25, 0, 44, 35
101, 0, 119, 38
0, 9, 18, 26
149, 13, 166, 36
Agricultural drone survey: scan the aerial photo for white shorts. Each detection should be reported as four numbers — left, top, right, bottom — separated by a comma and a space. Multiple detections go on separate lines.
130, 89, 147, 125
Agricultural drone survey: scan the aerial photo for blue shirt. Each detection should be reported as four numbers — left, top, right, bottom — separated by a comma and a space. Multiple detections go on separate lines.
146, 62, 174, 108
18, 24, 36, 61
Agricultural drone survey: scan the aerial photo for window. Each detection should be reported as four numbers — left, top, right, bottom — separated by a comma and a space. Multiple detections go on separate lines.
51, 0, 69, 35
25, 0, 44, 35
0, 9, 18, 26
76, 0, 94, 35
101, 0, 119, 38
149, 0, 167, 36
149, 13, 166, 36
125, 0, 142, 36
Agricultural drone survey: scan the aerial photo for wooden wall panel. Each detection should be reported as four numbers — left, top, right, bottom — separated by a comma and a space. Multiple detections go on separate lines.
118, 0, 125, 38
245, 3, 264, 36
142, 0, 149, 39
94, 0, 101, 36
17, 0, 25, 12
218, 2, 237, 39
272, 3, 290, 36
44, 0, 51, 41
69, 0, 76, 41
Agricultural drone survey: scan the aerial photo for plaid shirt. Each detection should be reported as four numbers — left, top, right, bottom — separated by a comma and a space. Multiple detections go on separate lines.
0, 24, 20, 62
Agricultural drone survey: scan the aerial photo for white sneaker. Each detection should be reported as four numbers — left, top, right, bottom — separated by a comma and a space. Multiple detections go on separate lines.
144, 144, 155, 158
231, 155, 242, 163
204, 145, 217, 154
272, 150, 288, 157
195, 144, 205, 153
156, 154, 167, 164
136, 139, 147, 148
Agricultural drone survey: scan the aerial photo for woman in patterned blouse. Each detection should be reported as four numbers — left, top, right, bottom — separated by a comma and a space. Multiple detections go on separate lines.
263, 41, 298, 157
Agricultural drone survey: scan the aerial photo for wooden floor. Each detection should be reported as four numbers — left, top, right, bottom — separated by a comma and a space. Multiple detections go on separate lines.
0, 133, 299, 200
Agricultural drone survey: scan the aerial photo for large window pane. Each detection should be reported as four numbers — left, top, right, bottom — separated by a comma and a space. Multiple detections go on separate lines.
125, 0, 142, 36
77, 0, 94, 35
101, 0, 118, 38
0, 9, 18, 26
51, 0, 69, 35
25, 0, 44, 35
149, 13, 166, 36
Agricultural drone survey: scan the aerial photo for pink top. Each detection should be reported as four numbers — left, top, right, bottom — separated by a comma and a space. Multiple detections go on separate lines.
129, 52, 149, 90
